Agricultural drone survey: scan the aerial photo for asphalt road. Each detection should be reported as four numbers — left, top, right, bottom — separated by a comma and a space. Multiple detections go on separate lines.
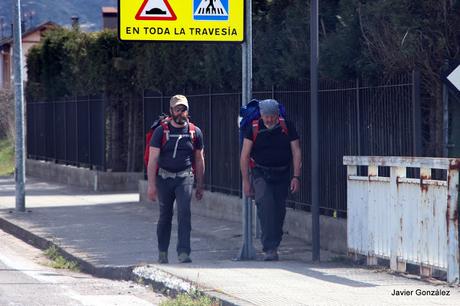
0, 229, 165, 306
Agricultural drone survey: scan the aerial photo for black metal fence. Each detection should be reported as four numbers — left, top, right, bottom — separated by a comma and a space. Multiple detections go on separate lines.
144, 73, 421, 217
27, 95, 105, 169
26, 74, 420, 217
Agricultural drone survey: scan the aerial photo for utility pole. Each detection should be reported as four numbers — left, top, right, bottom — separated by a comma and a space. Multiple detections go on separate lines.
12, 0, 26, 212
310, 0, 320, 261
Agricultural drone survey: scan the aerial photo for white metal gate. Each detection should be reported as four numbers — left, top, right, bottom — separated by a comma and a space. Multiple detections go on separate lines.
343, 156, 460, 283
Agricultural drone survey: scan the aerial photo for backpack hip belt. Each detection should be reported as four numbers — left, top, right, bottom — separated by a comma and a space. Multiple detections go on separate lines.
254, 163, 289, 172
158, 167, 194, 179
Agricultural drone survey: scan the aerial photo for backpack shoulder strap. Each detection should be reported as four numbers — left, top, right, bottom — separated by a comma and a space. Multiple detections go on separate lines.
159, 117, 171, 146
279, 117, 289, 135
251, 119, 260, 143
188, 122, 197, 146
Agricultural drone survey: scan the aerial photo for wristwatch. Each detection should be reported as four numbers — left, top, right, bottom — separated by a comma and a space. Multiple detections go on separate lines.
292, 176, 300, 181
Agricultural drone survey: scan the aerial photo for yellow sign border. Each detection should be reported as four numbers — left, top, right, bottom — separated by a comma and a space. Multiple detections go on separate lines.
118, 0, 245, 43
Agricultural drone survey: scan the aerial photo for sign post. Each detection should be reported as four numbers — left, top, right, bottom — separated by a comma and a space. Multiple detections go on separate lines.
310, 0, 320, 262
237, 0, 256, 260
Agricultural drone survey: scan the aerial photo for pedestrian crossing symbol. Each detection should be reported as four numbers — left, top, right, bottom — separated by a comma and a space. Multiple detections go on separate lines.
194, 0, 229, 21
135, 0, 177, 20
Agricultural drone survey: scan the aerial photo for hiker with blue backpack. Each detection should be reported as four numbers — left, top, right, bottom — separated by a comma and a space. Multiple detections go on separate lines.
147, 95, 205, 264
240, 99, 302, 261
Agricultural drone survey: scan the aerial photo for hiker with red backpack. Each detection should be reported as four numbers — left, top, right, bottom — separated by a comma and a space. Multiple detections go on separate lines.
240, 99, 302, 261
147, 95, 205, 264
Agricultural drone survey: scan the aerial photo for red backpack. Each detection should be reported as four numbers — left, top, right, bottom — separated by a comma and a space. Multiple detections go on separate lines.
144, 116, 197, 168
249, 117, 289, 168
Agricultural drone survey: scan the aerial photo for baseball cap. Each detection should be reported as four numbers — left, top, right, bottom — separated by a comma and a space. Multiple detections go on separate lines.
170, 95, 189, 110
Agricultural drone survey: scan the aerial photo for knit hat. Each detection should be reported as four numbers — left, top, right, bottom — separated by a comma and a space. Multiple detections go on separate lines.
259, 99, 279, 116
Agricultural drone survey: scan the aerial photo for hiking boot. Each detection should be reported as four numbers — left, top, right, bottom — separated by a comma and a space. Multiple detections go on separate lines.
263, 249, 279, 261
178, 253, 192, 263
158, 251, 168, 264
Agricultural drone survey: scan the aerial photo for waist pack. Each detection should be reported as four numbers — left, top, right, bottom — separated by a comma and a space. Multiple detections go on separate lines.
253, 164, 289, 183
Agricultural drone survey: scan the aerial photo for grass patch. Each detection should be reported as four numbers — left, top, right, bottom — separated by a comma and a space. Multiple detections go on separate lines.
0, 138, 14, 176
160, 291, 218, 306
44, 245, 80, 272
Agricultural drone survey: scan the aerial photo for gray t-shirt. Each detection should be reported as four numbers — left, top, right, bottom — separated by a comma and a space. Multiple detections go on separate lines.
150, 122, 204, 172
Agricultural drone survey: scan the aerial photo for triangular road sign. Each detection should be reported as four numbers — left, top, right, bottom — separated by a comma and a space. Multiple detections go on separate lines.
135, 0, 177, 21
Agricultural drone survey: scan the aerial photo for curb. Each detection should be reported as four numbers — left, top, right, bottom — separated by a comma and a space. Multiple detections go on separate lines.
0, 216, 134, 280
0, 215, 243, 305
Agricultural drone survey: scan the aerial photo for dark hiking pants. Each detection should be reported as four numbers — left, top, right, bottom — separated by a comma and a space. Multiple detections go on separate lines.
252, 167, 290, 252
156, 174, 194, 255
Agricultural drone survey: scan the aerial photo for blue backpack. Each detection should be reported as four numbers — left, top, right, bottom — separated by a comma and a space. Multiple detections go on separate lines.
238, 99, 288, 146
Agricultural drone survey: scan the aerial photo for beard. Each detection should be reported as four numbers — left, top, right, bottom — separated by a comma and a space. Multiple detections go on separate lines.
172, 114, 187, 125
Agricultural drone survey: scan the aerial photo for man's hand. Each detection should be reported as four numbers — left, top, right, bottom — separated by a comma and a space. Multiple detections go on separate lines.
290, 177, 300, 193
147, 184, 157, 202
195, 187, 204, 200
243, 180, 254, 197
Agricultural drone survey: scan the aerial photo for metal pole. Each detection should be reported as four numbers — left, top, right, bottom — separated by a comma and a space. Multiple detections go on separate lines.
310, 0, 320, 261
412, 70, 422, 156
208, 86, 212, 191
356, 78, 361, 156
443, 83, 449, 157
13, 0, 26, 212
237, 0, 256, 260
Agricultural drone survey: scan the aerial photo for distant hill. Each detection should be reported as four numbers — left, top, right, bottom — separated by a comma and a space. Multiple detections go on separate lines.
0, 0, 117, 37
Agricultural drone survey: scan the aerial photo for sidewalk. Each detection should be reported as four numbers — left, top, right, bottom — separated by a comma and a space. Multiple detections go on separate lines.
1, 176, 459, 305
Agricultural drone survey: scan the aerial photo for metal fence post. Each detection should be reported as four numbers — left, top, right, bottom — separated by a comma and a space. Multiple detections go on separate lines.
64, 99, 68, 165
208, 86, 212, 191
87, 96, 92, 167
75, 96, 79, 166
142, 90, 146, 178
412, 70, 422, 156
53, 101, 57, 162
356, 78, 361, 157
102, 96, 106, 171
443, 83, 449, 158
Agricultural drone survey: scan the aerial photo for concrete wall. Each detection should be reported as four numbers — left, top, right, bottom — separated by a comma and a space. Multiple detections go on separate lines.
139, 180, 347, 254
26, 159, 143, 192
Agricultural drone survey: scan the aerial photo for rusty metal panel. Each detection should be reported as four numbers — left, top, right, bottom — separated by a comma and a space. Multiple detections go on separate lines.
343, 156, 452, 169
345, 157, 460, 283
397, 181, 447, 268
447, 169, 460, 283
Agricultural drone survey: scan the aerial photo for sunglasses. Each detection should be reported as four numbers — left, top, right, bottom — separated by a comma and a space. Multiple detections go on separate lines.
172, 106, 187, 113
